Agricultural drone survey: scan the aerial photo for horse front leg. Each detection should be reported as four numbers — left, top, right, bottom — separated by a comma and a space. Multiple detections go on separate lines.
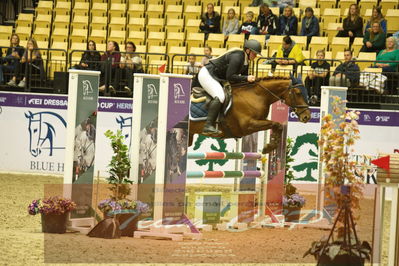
246, 119, 283, 154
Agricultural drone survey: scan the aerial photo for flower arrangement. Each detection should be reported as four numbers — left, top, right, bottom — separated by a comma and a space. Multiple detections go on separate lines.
99, 130, 151, 217
28, 197, 76, 215
98, 199, 149, 216
283, 193, 306, 208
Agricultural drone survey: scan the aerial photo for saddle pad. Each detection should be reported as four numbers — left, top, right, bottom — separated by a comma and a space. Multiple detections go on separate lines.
190, 101, 208, 121
189, 99, 233, 121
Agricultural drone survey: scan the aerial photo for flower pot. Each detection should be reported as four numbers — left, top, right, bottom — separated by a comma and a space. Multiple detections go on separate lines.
103, 211, 138, 237
284, 206, 301, 223
318, 253, 365, 266
41, 212, 68, 233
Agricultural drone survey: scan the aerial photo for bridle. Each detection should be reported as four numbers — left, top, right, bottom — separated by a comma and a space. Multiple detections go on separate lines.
257, 81, 309, 116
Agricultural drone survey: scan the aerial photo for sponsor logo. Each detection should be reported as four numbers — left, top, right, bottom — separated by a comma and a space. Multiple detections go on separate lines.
147, 84, 158, 101
16, 96, 24, 105
28, 98, 67, 107
82, 80, 95, 100
25, 111, 67, 157
173, 83, 185, 99
0, 97, 6, 103
363, 114, 371, 122
376, 115, 390, 122
99, 102, 114, 109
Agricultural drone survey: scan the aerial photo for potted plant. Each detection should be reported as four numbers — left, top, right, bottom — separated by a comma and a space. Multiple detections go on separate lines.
283, 137, 306, 222
28, 196, 76, 233
98, 129, 149, 236
304, 96, 371, 265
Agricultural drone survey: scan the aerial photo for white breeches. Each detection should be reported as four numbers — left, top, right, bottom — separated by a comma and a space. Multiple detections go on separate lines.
197, 66, 225, 103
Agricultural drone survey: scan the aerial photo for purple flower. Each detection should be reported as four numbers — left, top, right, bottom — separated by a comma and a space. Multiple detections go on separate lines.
283, 194, 306, 208
28, 197, 76, 215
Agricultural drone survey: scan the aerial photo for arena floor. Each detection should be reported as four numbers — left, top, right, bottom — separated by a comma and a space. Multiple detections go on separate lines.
0, 173, 387, 265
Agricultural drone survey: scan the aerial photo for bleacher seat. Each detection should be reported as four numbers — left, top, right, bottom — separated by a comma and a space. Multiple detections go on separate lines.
109, 3, 126, 18
128, 17, 146, 32
91, 16, 107, 30
15, 26, 31, 41
89, 29, 107, 44
36, 1, 53, 15
166, 5, 183, 19
330, 37, 350, 58
108, 29, 126, 44
71, 15, 89, 29
73, 2, 89, 17
357, 52, 376, 70
185, 19, 201, 34
226, 34, 245, 49
386, 10, 399, 33
186, 33, 205, 50
359, 0, 378, 16
318, 0, 336, 14
109, 17, 127, 31
91, 2, 108, 18
212, 47, 227, 56
249, 35, 266, 50
54, 1, 71, 16
33, 27, 51, 42
380, 0, 398, 15
166, 32, 185, 47
127, 31, 146, 45
166, 18, 184, 33
0, 25, 13, 41
309, 37, 329, 55
147, 18, 165, 33
147, 31, 166, 47
206, 33, 224, 48
169, 46, 187, 61
127, 4, 145, 18
322, 8, 341, 25
147, 4, 164, 19
339, 0, 357, 14
53, 14, 70, 29
268, 35, 284, 54
16, 13, 34, 28
290, 36, 307, 50
147, 45, 167, 62
184, 5, 202, 20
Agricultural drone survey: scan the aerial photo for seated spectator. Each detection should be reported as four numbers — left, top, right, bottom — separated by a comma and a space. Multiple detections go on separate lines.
250, 0, 278, 7
120, 41, 144, 94
201, 46, 213, 66
329, 48, 360, 87
375, 37, 399, 93
73, 40, 101, 71
200, 3, 221, 35
257, 3, 279, 40
300, 7, 320, 46
7, 38, 44, 88
305, 49, 330, 105
99, 41, 121, 93
239, 11, 259, 40
278, 6, 298, 36
185, 55, 201, 76
0, 33, 24, 85
336, 4, 363, 44
222, 8, 239, 41
360, 22, 386, 54
365, 6, 387, 34
275, 35, 305, 66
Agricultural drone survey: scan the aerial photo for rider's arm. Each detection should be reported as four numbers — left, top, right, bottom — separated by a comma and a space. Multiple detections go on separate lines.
225, 52, 247, 83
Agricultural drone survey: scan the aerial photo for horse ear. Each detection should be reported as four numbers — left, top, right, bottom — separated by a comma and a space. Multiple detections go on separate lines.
25, 111, 33, 118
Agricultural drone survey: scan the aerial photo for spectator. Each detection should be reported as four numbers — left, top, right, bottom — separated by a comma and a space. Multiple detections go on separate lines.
73, 40, 101, 71
257, 3, 279, 40
365, 6, 387, 34
239, 11, 259, 40
336, 4, 363, 44
200, 3, 221, 35
185, 55, 201, 76
278, 6, 298, 36
250, 0, 278, 7
305, 49, 330, 105
201, 46, 213, 66
329, 48, 360, 87
300, 7, 320, 46
0, 33, 24, 85
375, 37, 399, 93
120, 41, 143, 94
7, 38, 44, 88
99, 41, 121, 93
222, 8, 239, 41
360, 22, 386, 53
275, 35, 305, 66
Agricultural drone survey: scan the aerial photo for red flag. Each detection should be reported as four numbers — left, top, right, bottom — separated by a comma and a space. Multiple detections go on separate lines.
158, 63, 166, 73
371, 155, 390, 171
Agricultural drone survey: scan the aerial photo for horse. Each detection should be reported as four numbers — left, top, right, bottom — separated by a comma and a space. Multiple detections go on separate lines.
24, 111, 67, 157
189, 75, 311, 154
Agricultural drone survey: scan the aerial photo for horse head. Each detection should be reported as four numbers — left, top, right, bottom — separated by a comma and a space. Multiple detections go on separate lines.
25, 111, 42, 157
82, 80, 94, 95
283, 74, 311, 123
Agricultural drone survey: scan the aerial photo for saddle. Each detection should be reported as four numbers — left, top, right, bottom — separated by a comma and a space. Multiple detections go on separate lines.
189, 81, 233, 121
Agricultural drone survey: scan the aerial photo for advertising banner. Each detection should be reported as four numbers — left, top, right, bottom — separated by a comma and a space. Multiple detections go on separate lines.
64, 70, 99, 219
0, 92, 67, 173
155, 74, 191, 223
130, 74, 160, 219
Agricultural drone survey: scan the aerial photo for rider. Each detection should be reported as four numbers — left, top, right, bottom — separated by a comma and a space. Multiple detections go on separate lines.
197, 39, 262, 136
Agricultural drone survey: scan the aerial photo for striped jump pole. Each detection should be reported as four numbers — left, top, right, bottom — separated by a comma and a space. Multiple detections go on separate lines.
188, 152, 266, 161
187, 170, 265, 178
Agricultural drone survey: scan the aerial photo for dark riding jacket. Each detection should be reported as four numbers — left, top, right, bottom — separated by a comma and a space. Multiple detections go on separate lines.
205, 50, 249, 83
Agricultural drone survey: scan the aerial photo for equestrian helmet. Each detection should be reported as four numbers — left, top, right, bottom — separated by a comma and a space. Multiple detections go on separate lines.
244, 39, 262, 56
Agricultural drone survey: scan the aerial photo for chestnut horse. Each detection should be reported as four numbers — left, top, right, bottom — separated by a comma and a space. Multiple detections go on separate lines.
189, 76, 311, 154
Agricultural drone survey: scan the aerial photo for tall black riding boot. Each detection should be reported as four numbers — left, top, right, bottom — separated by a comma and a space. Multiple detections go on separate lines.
202, 97, 222, 136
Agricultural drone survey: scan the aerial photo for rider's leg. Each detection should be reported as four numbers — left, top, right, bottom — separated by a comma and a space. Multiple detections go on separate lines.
197, 67, 225, 135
